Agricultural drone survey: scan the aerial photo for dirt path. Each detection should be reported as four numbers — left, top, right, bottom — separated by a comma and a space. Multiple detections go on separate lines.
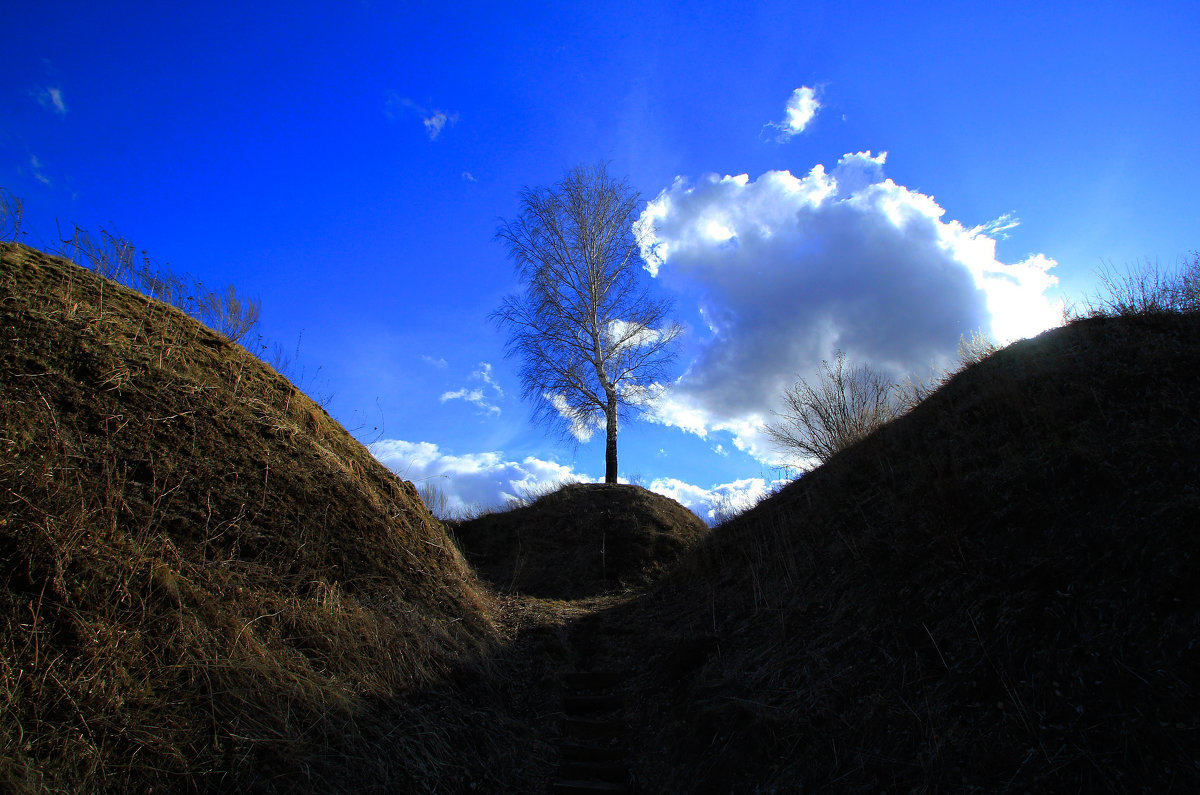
493, 592, 643, 793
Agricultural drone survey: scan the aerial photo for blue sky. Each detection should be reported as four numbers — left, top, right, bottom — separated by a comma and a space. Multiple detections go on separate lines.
6, 1, 1198, 520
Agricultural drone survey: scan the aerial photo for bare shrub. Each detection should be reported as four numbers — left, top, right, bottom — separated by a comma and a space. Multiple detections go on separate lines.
708, 491, 744, 527
56, 224, 132, 281
892, 330, 999, 415
418, 479, 455, 520
51, 222, 262, 346
0, 188, 25, 241
957, 328, 999, 367
197, 282, 261, 345
765, 352, 897, 468
1074, 253, 1200, 317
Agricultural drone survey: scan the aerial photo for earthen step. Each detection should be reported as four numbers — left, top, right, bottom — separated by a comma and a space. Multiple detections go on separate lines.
563, 693, 622, 715
548, 779, 629, 794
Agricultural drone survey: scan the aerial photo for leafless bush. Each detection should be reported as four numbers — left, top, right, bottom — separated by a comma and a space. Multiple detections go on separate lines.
1073, 253, 1200, 317
197, 283, 261, 345
418, 480, 455, 520
56, 225, 133, 286
51, 221, 262, 346
957, 328, 999, 367
765, 351, 898, 468
0, 188, 25, 241
892, 330, 999, 415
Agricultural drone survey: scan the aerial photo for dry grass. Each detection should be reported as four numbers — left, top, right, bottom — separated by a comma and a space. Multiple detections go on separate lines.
0, 242, 549, 792
1072, 252, 1200, 318
614, 312, 1200, 792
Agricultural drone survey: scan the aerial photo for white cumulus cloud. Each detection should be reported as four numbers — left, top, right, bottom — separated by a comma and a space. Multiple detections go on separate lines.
370, 439, 592, 514
637, 152, 1062, 461
648, 476, 784, 525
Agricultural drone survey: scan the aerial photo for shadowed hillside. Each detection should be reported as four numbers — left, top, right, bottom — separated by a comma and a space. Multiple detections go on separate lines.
0, 242, 543, 792
451, 483, 708, 599
610, 312, 1200, 792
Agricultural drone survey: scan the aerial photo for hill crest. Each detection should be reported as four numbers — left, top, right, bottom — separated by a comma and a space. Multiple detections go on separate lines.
0, 242, 512, 792
613, 310, 1200, 791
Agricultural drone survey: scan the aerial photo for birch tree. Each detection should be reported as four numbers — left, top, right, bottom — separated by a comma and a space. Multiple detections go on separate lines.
493, 163, 682, 483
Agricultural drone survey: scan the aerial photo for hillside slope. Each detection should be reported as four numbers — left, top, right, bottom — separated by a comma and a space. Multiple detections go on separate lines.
0, 242, 527, 792
452, 483, 708, 598
618, 312, 1200, 792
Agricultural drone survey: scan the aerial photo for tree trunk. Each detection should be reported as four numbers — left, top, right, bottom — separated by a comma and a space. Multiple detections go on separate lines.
604, 393, 618, 484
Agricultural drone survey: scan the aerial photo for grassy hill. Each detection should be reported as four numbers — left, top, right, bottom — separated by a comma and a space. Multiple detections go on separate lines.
609, 311, 1200, 791
0, 242, 549, 792
450, 482, 708, 598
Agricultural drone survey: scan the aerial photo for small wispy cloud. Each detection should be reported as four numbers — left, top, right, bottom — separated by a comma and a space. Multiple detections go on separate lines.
471, 362, 503, 397
970, 212, 1021, 241
767, 86, 820, 141
421, 354, 448, 368
440, 388, 500, 416
35, 86, 68, 115
30, 155, 51, 185
423, 111, 450, 139
439, 362, 503, 415
462, 171, 477, 182
385, 93, 458, 140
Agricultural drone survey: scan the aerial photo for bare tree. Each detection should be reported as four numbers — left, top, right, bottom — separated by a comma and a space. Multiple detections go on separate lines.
764, 351, 897, 468
493, 163, 683, 483
0, 188, 25, 241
